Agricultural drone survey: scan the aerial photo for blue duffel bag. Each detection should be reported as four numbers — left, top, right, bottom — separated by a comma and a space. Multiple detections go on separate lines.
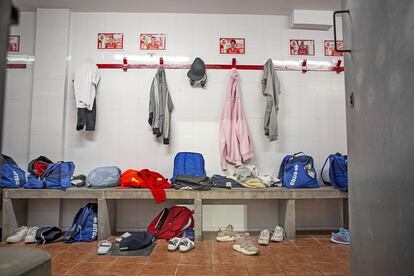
0, 154, 26, 188
278, 152, 319, 189
86, 166, 121, 188
321, 153, 348, 192
25, 161, 75, 189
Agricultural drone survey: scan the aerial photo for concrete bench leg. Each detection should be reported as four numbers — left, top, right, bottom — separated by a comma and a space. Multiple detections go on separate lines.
2, 198, 28, 242
278, 199, 296, 240
194, 198, 203, 241
98, 199, 116, 240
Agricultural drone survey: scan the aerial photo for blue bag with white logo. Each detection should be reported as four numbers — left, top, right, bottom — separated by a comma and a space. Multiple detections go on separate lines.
278, 152, 319, 189
0, 154, 26, 188
64, 203, 98, 243
321, 153, 348, 192
25, 161, 75, 189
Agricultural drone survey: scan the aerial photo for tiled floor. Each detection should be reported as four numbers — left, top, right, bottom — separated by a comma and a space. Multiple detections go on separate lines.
0, 233, 349, 276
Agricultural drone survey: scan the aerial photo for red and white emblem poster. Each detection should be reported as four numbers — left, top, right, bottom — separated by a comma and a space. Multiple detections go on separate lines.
290, 39, 315, 56
324, 40, 344, 56
8, 35, 20, 52
220, 38, 245, 54
97, 33, 124, 49
140, 34, 166, 50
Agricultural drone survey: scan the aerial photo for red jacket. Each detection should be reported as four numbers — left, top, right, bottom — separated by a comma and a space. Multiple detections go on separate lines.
121, 169, 172, 203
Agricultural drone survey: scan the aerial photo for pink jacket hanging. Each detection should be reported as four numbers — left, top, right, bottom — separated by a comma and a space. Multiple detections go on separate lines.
219, 69, 254, 170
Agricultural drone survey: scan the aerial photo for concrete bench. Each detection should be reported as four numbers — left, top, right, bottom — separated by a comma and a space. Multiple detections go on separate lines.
1, 187, 348, 241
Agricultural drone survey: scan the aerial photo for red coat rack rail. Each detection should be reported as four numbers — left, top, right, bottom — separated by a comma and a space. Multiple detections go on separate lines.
97, 57, 344, 73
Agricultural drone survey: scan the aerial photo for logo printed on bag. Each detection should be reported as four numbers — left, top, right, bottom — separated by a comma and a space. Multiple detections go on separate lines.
289, 164, 299, 186
92, 216, 98, 240
13, 170, 20, 185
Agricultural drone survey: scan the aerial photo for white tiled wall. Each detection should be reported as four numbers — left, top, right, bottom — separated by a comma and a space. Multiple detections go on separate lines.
2, 12, 36, 167
29, 9, 70, 161
3, 11, 347, 231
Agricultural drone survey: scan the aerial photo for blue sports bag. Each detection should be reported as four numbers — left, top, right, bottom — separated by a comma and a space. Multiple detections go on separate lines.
64, 203, 98, 243
25, 161, 75, 189
278, 152, 319, 189
321, 153, 348, 192
0, 154, 26, 188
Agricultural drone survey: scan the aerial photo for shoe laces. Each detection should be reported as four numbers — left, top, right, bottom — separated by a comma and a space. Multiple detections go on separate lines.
169, 238, 181, 245
27, 227, 38, 235
181, 238, 190, 246
14, 226, 27, 234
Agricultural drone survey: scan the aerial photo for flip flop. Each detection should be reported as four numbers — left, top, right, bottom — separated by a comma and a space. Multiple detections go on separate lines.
97, 240, 112, 255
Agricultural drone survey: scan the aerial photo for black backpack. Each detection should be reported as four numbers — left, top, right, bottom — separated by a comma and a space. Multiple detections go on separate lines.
35, 226, 62, 244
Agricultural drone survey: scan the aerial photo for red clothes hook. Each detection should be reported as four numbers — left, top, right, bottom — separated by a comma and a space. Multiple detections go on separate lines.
301, 59, 308, 73
335, 60, 343, 73
122, 57, 128, 72
231, 58, 236, 68
159, 57, 164, 66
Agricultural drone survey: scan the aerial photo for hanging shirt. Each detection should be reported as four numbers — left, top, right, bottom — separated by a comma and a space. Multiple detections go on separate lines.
262, 59, 281, 141
74, 58, 101, 111
219, 69, 254, 170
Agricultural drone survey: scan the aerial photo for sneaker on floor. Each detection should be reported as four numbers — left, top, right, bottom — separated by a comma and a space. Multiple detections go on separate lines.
6, 226, 29, 243
271, 225, 285, 242
24, 226, 39, 244
179, 238, 195, 253
115, 232, 132, 242
258, 229, 270, 246
330, 231, 350, 245
168, 237, 182, 251
233, 233, 259, 255
216, 224, 237, 242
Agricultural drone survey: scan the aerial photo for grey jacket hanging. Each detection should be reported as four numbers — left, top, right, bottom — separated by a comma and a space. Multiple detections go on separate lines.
262, 59, 281, 141
148, 68, 174, 144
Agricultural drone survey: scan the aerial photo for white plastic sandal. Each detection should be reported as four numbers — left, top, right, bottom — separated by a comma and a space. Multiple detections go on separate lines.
97, 240, 112, 255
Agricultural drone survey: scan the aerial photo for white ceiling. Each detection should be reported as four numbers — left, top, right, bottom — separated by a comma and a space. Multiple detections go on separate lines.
13, 0, 341, 15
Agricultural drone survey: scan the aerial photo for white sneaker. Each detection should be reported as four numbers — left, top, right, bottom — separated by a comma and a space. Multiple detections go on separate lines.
179, 238, 195, 253
258, 229, 270, 246
24, 226, 39, 243
271, 225, 285, 242
233, 233, 259, 255
115, 232, 131, 242
6, 226, 29, 243
168, 237, 182, 251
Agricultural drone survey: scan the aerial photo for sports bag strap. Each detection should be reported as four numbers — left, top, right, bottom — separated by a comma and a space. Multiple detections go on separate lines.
293, 152, 304, 156
334, 153, 348, 174
321, 156, 331, 185
64, 206, 86, 242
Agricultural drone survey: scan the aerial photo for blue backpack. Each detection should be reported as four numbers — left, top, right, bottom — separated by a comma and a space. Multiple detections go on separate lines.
278, 152, 319, 188
25, 161, 75, 189
64, 203, 98, 243
172, 152, 206, 181
0, 154, 26, 188
321, 153, 348, 192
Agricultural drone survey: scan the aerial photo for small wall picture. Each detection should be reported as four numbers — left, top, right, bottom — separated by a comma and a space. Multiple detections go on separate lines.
97, 33, 124, 49
140, 34, 166, 50
324, 40, 344, 56
8, 35, 20, 53
290, 39, 315, 56
220, 38, 245, 54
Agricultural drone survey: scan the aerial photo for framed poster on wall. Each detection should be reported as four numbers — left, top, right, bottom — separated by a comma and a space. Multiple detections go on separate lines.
290, 39, 315, 56
97, 33, 124, 49
220, 38, 245, 54
8, 35, 20, 52
324, 40, 344, 56
140, 34, 166, 50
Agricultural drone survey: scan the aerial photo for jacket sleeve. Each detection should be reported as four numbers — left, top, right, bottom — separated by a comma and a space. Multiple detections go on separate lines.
148, 78, 155, 127
235, 81, 254, 164
219, 122, 228, 170
163, 90, 173, 144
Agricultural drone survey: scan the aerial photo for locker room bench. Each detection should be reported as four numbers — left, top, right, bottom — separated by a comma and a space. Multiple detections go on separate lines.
1, 187, 348, 242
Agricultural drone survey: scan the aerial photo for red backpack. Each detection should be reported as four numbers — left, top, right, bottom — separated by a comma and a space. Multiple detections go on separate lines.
147, 206, 194, 239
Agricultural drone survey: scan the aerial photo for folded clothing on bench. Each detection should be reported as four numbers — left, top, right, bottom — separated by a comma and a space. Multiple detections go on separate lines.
172, 175, 213, 190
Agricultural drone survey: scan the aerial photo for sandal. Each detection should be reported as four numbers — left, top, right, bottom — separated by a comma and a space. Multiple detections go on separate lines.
97, 240, 112, 255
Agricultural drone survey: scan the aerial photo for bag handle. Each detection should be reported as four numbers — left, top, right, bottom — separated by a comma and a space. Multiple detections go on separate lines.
321, 156, 331, 185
